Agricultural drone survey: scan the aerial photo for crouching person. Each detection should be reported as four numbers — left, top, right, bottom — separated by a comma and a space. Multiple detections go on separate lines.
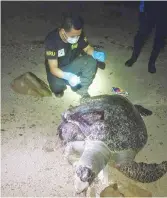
44, 13, 106, 100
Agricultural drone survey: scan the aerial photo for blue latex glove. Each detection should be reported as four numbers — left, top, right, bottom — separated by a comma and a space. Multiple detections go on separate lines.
62, 72, 81, 87
92, 51, 106, 62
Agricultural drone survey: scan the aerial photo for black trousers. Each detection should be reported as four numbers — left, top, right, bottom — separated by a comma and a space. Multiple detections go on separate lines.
45, 55, 97, 96
132, 7, 167, 65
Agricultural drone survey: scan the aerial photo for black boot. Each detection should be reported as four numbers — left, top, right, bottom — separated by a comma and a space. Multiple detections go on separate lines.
125, 51, 138, 67
125, 24, 149, 67
148, 48, 160, 74
125, 57, 137, 67
148, 62, 156, 73
54, 91, 64, 98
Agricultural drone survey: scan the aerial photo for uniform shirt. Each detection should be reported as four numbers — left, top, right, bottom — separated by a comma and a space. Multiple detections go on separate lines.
44, 28, 89, 68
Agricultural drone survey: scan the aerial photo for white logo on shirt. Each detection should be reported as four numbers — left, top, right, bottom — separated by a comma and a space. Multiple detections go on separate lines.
58, 49, 65, 57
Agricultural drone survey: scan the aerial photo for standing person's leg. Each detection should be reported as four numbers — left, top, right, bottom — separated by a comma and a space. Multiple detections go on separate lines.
62, 55, 97, 97
45, 62, 67, 97
125, 12, 154, 67
148, 16, 167, 73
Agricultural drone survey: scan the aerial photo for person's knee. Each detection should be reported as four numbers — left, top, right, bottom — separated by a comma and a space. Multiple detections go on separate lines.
47, 74, 66, 94
50, 83, 66, 94
84, 55, 97, 70
86, 55, 96, 64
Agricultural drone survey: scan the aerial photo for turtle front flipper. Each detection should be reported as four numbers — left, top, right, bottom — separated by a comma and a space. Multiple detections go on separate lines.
116, 161, 167, 183
134, 105, 152, 116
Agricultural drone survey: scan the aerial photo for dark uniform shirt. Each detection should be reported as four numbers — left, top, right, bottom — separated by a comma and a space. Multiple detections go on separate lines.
44, 28, 89, 68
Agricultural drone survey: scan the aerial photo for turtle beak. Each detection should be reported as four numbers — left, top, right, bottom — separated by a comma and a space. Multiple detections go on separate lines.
74, 174, 89, 194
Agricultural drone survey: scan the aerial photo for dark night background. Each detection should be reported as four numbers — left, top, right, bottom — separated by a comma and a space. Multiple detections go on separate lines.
1, 1, 139, 24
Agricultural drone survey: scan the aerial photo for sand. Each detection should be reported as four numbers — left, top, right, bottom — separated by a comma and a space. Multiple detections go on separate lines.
1, 2, 167, 197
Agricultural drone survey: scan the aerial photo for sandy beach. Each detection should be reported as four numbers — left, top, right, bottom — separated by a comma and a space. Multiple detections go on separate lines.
1, 1, 167, 197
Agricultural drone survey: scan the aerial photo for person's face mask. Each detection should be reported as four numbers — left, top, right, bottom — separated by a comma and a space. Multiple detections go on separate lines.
67, 36, 80, 44
64, 31, 80, 44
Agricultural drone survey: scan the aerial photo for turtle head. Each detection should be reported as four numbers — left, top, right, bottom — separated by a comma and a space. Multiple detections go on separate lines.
61, 109, 73, 122
74, 164, 95, 193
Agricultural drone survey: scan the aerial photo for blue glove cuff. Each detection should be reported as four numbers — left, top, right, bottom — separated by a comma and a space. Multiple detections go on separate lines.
62, 72, 70, 81
92, 51, 98, 59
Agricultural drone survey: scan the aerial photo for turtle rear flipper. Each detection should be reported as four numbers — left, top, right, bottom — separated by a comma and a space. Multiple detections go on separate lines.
116, 161, 167, 183
134, 105, 152, 116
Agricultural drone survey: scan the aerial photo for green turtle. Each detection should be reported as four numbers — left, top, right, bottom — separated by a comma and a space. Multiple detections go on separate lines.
58, 94, 167, 193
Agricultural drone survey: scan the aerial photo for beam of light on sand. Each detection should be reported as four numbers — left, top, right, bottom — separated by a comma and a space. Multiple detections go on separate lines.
63, 85, 81, 103
89, 69, 115, 96
62, 66, 117, 101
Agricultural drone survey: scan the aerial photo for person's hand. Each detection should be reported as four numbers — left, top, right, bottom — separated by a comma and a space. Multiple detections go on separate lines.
62, 72, 81, 87
92, 51, 106, 62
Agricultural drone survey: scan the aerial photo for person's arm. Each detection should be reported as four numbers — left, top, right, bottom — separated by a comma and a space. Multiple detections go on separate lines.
48, 59, 80, 86
79, 33, 94, 56
83, 44, 106, 62
45, 32, 65, 78
83, 45, 94, 56
45, 33, 80, 86
81, 35, 106, 62
48, 59, 64, 78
